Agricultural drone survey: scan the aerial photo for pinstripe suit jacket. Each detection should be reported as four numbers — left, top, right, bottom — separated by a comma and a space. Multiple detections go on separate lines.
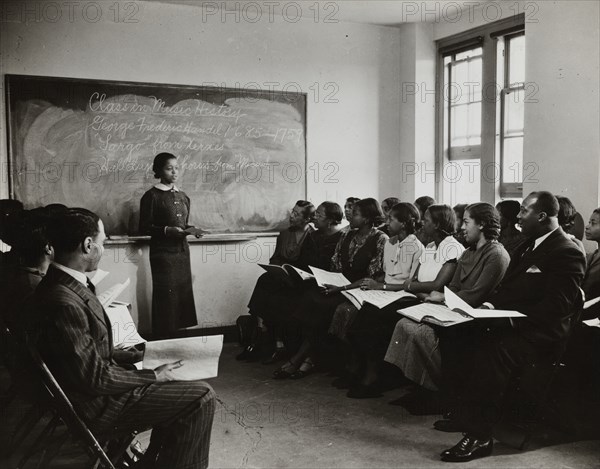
29, 265, 157, 423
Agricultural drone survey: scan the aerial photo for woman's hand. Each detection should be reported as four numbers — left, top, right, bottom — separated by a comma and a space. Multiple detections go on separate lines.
424, 291, 445, 303
166, 227, 186, 238
184, 227, 208, 238
360, 278, 381, 290
322, 284, 341, 295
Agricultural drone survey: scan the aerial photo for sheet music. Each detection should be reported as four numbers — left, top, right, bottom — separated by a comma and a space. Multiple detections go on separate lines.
105, 303, 146, 348
89, 269, 109, 287
309, 266, 350, 287
444, 287, 473, 312
444, 286, 525, 319
342, 288, 415, 309
398, 302, 472, 325
287, 265, 315, 281
97, 278, 131, 308
142, 335, 224, 380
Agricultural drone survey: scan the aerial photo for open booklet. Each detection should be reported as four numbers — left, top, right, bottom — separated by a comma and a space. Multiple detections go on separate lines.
398, 287, 525, 327
97, 278, 131, 309
104, 303, 147, 349
309, 266, 350, 287
140, 335, 224, 381
258, 263, 315, 283
341, 288, 416, 310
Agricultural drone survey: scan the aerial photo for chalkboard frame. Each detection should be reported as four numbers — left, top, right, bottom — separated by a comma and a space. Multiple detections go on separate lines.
5, 74, 308, 235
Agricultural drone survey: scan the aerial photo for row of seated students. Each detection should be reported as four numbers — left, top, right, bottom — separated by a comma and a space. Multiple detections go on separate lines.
237, 192, 600, 462
0, 201, 215, 468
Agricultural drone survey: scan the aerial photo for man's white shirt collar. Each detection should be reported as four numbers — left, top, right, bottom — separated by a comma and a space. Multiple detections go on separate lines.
53, 262, 89, 286
533, 226, 559, 250
154, 183, 179, 192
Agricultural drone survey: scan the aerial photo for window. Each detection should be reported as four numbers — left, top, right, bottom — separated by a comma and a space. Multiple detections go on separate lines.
436, 15, 525, 205
498, 32, 526, 197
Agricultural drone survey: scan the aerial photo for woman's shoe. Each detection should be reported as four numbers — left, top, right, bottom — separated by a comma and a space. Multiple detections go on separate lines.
235, 345, 261, 361
273, 361, 298, 379
262, 347, 288, 365
289, 360, 315, 379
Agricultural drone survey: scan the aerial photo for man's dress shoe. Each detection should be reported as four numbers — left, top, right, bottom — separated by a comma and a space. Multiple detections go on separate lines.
440, 434, 493, 462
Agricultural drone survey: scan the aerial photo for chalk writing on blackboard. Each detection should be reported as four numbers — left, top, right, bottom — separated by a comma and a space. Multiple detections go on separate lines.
6, 75, 307, 235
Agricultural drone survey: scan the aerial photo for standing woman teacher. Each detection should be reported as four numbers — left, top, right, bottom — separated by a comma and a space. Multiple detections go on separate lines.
139, 152, 204, 339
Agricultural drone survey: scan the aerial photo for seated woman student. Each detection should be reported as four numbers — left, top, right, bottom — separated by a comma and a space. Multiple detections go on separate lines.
378, 197, 401, 235
453, 204, 469, 247
563, 207, 600, 400
273, 198, 388, 379
384, 203, 510, 412
341, 197, 360, 233
343, 204, 465, 398
328, 203, 424, 393
496, 199, 526, 258
253, 202, 345, 364
237, 200, 316, 361
556, 195, 586, 254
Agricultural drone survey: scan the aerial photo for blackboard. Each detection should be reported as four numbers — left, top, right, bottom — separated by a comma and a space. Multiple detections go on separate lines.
5, 75, 307, 234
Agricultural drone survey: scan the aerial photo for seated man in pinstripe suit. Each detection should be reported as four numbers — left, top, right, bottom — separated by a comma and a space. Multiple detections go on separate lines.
27, 208, 215, 469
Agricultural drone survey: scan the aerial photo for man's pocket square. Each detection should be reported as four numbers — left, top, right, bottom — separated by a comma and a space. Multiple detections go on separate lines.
526, 265, 542, 273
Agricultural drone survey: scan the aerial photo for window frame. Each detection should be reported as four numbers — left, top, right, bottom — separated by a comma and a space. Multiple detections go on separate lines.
435, 14, 526, 204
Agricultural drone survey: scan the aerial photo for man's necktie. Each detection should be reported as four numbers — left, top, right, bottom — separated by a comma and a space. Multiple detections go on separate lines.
86, 278, 96, 295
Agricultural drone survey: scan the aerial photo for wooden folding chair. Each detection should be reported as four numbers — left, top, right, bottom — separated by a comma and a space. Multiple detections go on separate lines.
0, 317, 135, 468
494, 297, 586, 450
18, 340, 130, 469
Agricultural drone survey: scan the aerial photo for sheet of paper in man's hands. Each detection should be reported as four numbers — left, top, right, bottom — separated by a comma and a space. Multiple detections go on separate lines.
142, 335, 224, 380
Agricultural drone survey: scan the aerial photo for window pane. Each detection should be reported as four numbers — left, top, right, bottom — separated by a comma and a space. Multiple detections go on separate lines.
444, 159, 481, 206
451, 105, 468, 145
509, 35, 526, 85
468, 58, 482, 93
468, 102, 482, 144
505, 88, 524, 135
455, 48, 482, 60
503, 137, 524, 183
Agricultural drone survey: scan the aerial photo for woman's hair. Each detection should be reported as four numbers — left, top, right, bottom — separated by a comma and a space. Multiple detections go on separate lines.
319, 201, 343, 225
152, 152, 177, 179
13, 208, 52, 265
465, 202, 501, 241
594, 207, 600, 216
354, 198, 385, 227
496, 200, 521, 225
556, 195, 577, 231
414, 196, 436, 215
453, 204, 468, 221
295, 200, 316, 220
382, 197, 401, 210
427, 204, 456, 237
389, 202, 422, 235
345, 197, 361, 205
0, 199, 24, 245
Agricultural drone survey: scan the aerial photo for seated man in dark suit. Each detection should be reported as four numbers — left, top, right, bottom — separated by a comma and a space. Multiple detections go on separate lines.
27, 208, 215, 469
439, 191, 586, 462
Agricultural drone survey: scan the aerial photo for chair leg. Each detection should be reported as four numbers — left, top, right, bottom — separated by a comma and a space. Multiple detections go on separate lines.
15, 413, 61, 469
107, 432, 138, 465
7, 405, 47, 457
36, 428, 69, 468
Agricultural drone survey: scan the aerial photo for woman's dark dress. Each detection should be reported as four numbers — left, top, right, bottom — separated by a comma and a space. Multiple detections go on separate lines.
292, 228, 387, 332
139, 186, 197, 338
